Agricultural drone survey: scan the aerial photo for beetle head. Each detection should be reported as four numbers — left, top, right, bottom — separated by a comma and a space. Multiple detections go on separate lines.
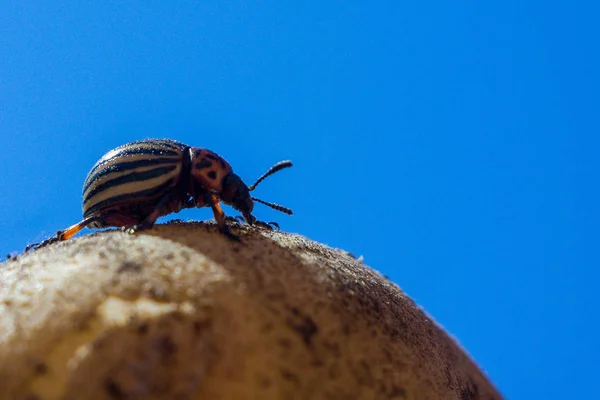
221, 173, 255, 222
222, 160, 294, 224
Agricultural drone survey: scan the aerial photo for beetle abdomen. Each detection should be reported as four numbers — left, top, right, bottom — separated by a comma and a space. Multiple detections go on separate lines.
82, 139, 190, 225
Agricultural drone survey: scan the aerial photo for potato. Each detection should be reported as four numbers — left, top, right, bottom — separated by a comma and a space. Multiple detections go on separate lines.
0, 223, 503, 399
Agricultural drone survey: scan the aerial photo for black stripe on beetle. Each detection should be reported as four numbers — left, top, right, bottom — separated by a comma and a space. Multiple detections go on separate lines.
153, 140, 186, 150
83, 158, 181, 194
84, 177, 176, 218
83, 165, 178, 204
87, 150, 180, 181
122, 139, 186, 150
116, 147, 181, 158
86, 140, 186, 174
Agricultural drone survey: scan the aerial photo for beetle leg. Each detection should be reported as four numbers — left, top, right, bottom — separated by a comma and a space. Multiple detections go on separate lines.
59, 217, 98, 240
134, 213, 159, 232
241, 212, 257, 226
25, 215, 100, 252
212, 203, 240, 241
133, 193, 172, 232
203, 193, 240, 241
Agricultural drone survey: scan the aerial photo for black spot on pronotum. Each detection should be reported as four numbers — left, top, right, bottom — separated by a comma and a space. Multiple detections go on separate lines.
195, 158, 213, 170
208, 170, 217, 180
206, 153, 227, 169
195, 149, 203, 157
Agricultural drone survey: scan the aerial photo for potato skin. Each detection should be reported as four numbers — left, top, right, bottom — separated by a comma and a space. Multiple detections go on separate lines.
1, 223, 503, 400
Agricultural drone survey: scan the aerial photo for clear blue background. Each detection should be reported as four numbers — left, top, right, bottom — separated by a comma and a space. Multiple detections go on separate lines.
1, 2, 598, 398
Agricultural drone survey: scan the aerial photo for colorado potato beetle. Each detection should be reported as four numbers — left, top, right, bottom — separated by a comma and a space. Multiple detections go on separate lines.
27, 139, 292, 250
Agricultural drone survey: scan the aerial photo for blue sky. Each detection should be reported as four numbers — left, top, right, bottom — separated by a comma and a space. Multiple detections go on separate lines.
1, 2, 598, 398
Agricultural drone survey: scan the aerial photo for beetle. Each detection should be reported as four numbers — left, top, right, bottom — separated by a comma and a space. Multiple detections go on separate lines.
27, 138, 292, 251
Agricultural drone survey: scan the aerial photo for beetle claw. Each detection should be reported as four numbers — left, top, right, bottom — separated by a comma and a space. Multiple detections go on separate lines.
253, 220, 280, 230
25, 236, 60, 252
24, 244, 36, 252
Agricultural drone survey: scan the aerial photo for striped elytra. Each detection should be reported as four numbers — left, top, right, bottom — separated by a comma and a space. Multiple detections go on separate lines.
82, 139, 192, 227
25, 138, 294, 251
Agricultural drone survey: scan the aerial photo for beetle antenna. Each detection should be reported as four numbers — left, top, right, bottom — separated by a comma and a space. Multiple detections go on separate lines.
252, 197, 293, 215
249, 160, 293, 191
